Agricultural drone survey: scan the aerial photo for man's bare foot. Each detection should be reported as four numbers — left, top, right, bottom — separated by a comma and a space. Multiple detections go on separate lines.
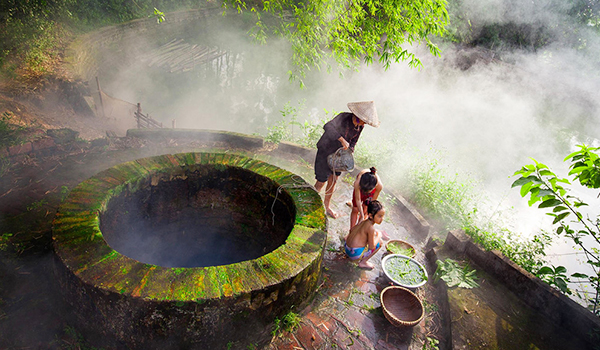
358, 260, 375, 269
326, 209, 339, 219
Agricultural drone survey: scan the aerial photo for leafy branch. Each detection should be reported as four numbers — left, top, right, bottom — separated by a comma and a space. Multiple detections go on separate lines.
512, 144, 600, 314
221, 0, 449, 83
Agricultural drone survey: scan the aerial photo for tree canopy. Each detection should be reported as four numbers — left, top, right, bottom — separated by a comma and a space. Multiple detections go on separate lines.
222, 0, 449, 82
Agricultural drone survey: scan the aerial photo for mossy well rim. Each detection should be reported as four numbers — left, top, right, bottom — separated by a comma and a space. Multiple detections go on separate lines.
52, 152, 326, 302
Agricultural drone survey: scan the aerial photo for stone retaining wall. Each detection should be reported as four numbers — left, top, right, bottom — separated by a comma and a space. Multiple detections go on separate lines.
440, 229, 600, 348
1, 128, 103, 161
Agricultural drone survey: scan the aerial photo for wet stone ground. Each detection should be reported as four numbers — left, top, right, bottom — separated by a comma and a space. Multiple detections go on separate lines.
0, 136, 444, 349
2, 132, 587, 350
263, 179, 440, 350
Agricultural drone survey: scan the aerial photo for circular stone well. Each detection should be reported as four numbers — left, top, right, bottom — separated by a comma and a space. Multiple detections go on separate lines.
52, 152, 326, 348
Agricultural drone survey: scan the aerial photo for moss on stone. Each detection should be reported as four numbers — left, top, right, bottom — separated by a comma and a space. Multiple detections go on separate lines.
53, 151, 326, 304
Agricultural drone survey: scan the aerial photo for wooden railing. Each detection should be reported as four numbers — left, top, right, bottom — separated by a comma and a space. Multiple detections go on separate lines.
135, 103, 163, 129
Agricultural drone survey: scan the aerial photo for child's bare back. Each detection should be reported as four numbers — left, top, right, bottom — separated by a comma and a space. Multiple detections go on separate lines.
345, 220, 375, 249
344, 200, 385, 269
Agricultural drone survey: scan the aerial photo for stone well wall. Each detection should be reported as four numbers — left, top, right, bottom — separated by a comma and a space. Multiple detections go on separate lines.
52, 152, 327, 348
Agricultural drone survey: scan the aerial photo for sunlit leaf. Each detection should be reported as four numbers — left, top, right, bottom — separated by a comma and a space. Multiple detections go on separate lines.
537, 266, 553, 275
572, 272, 588, 279
511, 177, 533, 188
568, 166, 588, 175
555, 278, 569, 293
537, 189, 554, 198
555, 266, 567, 274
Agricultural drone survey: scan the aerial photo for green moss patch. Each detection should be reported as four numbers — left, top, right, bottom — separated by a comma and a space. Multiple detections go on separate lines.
53, 152, 326, 302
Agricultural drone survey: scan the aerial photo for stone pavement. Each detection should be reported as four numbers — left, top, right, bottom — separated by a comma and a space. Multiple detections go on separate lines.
0, 133, 443, 350
264, 174, 440, 350
4, 129, 593, 350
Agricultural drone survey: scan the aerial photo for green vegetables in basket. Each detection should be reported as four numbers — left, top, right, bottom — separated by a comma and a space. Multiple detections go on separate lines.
387, 241, 415, 257
385, 256, 427, 286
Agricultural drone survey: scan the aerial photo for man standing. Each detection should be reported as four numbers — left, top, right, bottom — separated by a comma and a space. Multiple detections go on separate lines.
314, 101, 379, 218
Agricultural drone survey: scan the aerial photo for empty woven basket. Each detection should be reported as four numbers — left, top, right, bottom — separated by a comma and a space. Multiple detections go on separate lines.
380, 286, 424, 327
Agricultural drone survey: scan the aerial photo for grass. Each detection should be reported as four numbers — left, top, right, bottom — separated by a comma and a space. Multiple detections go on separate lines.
271, 311, 302, 336
0, 233, 13, 251
0, 112, 26, 148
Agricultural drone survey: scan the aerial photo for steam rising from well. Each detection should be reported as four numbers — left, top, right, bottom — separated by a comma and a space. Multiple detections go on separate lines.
100, 1, 600, 261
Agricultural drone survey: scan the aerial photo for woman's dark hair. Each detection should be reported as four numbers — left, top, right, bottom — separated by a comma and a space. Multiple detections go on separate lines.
367, 200, 383, 218
359, 167, 378, 193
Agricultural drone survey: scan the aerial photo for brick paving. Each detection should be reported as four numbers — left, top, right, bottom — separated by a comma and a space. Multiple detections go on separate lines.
265, 177, 438, 350
0, 135, 444, 350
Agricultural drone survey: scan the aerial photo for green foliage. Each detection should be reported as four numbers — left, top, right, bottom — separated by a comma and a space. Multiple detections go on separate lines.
422, 299, 439, 313
433, 258, 479, 289
0, 233, 13, 251
153, 8, 166, 24
271, 311, 302, 336
58, 325, 103, 350
0, 112, 25, 147
567, 144, 600, 189
422, 336, 440, 350
264, 100, 329, 147
406, 153, 477, 231
26, 199, 48, 212
0, 0, 199, 75
537, 265, 571, 294
60, 186, 70, 201
568, 0, 600, 26
512, 144, 600, 315
223, 0, 449, 82
400, 145, 551, 276
465, 226, 552, 275
445, 0, 600, 52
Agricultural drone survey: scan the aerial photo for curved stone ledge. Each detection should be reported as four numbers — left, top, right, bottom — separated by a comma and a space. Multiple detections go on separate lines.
52, 152, 326, 348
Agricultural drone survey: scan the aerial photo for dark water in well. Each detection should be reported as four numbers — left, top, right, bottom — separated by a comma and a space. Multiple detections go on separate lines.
99, 165, 295, 267
105, 206, 280, 267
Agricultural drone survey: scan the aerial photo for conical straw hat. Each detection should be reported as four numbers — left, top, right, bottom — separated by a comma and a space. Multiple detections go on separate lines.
347, 101, 379, 127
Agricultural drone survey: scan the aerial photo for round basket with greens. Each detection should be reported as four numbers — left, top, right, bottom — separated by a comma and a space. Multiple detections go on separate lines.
382, 254, 428, 288
385, 240, 416, 257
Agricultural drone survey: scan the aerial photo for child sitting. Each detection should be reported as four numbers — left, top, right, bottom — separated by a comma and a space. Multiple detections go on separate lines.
344, 200, 385, 269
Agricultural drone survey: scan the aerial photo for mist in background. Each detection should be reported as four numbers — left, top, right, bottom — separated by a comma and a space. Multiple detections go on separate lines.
98, 1, 600, 272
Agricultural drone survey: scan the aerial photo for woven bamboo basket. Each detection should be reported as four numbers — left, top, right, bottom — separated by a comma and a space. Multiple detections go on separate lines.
380, 286, 424, 327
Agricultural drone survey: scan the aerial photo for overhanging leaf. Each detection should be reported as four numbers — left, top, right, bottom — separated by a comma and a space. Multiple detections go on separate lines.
553, 212, 570, 224
539, 198, 562, 208
537, 266, 553, 275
